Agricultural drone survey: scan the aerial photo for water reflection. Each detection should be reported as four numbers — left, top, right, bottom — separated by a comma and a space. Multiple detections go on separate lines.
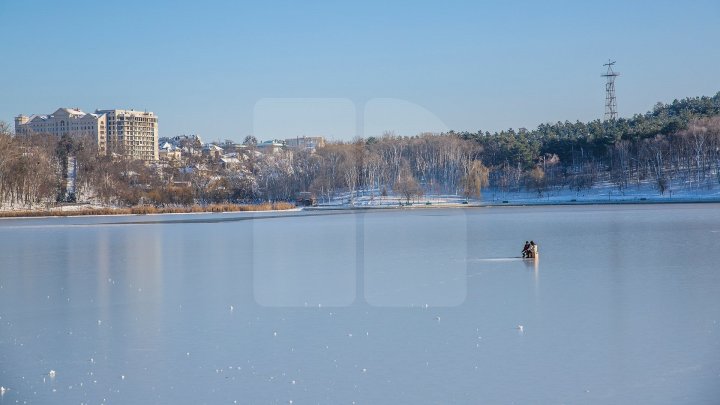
522, 257, 539, 281
95, 229, 111, 331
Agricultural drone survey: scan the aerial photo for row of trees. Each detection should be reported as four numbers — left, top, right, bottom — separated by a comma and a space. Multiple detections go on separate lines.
1, 93, 719, 208
245, 93, 720, 201
261, 135, 487, 203
463, 93, 720, 170
0, 122, 59, 208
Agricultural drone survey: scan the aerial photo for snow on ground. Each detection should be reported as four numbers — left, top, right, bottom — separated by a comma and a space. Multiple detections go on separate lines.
315, 180, 720, 209
314, 190, 470, 208
3, 178, 719, 214
479, 180, 720, 205
0, 202, 108, 212
48, 203, 108, 212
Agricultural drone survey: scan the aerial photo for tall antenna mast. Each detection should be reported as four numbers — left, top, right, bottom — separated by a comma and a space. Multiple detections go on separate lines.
602, 60, 620, 120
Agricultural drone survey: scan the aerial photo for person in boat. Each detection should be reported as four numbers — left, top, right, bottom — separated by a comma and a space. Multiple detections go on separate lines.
521, 241, 531, 258
529, 240, 538, 258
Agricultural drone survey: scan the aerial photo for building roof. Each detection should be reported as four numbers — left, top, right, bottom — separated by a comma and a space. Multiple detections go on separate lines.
62, 108, 85, 115
27, 115, 48, 123
221, 157, 241, 164
96, 109, 156, 116
203, 144, 224, 151
258, 140, 285, 147
23, 108, 95, 122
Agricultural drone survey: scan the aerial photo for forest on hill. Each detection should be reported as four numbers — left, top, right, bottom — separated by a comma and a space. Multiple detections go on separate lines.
455, 92, 720, 197
1, 92, 719, 209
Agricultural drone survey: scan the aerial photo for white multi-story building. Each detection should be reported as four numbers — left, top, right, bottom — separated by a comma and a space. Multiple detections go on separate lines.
15, 107, 159, 161
97, 109, 159, 161
15, 108, 108, 154
284, 136, 325, 151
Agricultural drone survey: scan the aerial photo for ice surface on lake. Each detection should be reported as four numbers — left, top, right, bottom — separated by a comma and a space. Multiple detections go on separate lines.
0, 206, 719, 403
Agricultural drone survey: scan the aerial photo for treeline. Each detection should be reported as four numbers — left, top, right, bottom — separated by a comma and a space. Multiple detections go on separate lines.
457, 93, 720, 195
259, 135, 485, 203
0, 123, 59, 208
243, 92, 720, 201
1, 92, 719, 209
461, 93, 720, 168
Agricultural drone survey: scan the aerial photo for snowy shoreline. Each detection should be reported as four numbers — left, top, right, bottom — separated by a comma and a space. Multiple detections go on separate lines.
2, 191, 718, 220
311, 180, 720, 210
307, 197, 720, 211
0, 199, 716, 221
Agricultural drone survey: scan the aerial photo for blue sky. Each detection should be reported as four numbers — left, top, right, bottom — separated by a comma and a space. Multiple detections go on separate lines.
1, 0, 718, 141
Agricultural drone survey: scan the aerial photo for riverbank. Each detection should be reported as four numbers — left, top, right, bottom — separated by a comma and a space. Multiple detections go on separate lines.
0, 202, 296, 219
310, 183, 720, 210
306, 198, 720, 211
4, 190, 719, 218
307, 191, 720, 211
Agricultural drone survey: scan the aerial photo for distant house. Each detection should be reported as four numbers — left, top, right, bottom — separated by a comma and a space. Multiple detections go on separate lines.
172, 134, 203, 146
159, 142, 181, 161
165, 134, 203, 156
257, 140, 285, 154
284, 136, 325, 151
220, 156, 241, 169
203, 144, 224, 159
181, 146, 201, 156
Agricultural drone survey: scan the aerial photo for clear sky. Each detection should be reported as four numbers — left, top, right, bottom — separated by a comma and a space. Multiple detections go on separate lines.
1, 0, 718, 142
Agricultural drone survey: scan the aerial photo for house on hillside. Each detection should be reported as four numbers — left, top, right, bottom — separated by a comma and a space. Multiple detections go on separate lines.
220, 156, 241, 169
203, 144, 224, 159
256, 140, 285, 154
159, 142, 182, 161
284, 136, 325, 152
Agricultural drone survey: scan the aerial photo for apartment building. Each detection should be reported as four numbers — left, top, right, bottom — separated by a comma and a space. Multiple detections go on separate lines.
15, 107, 159, 161
15, 108, 108, 154
97, 109, 159, 161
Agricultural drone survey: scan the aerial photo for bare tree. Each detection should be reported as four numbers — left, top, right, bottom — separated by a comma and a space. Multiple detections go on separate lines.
462, 160, 489, 199
610, 140, 631, 192
528, 166, 546, 196
394, 165, 423, 204
640, 135, 671, 194
364, 151, 382, 199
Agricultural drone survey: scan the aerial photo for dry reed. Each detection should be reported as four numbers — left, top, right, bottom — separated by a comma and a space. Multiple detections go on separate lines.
0, 202, 296, 218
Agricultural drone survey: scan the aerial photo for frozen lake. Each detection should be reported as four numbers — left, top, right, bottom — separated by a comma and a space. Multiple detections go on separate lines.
1, 204, 719, 404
